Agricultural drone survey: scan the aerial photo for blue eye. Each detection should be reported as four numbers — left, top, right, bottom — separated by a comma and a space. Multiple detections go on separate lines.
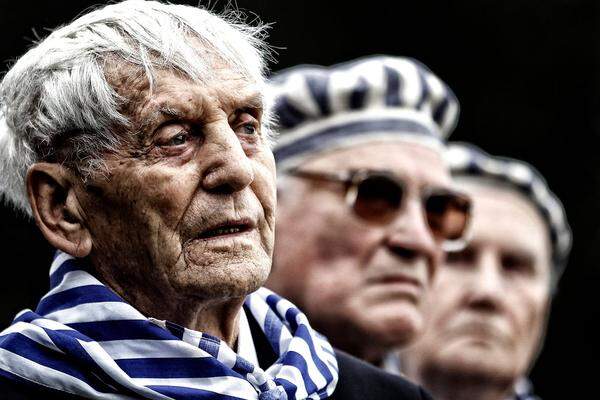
166, 132, 188, 146
242, 123, 257, 135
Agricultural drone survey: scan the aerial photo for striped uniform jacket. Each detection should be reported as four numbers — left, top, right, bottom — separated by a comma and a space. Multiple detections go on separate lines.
0, 251, 339, 399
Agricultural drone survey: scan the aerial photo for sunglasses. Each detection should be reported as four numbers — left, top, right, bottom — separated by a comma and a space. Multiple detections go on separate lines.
287, 168, 472, 251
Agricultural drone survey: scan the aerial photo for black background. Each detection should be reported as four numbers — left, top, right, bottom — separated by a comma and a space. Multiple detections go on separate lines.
0, 1, 596, 398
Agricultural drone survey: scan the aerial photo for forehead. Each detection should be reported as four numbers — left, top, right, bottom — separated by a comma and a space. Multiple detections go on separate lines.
107, 60, 261, 126
299, 141, 451, 187
458, 178, 551, 259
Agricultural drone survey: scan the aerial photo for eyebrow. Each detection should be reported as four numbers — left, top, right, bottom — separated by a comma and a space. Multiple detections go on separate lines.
157, 105, 187, 119
137, 91, 264, 139
228, 91, 264, 111
501, 247, 536, 262
137, 104, 193, 138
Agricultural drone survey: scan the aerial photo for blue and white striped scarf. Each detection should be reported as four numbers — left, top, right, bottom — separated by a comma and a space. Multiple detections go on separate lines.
0, 251, 339, 399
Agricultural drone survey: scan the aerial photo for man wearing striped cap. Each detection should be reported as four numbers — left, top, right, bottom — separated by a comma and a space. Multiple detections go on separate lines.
266, 56, 471, 366
0, 2, 434, 399
401, 143, 572, 400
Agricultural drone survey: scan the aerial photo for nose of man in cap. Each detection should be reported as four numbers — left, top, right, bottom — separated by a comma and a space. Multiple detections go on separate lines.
266, 55, 470, 366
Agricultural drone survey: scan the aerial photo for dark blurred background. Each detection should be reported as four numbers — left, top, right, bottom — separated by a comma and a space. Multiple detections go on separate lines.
0, 0, 596, 397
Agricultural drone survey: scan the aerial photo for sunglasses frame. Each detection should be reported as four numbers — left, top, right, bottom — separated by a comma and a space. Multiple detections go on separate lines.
287, 167, 472, 251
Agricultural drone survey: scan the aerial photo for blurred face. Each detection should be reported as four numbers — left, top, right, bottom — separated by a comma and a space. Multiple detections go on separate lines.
74, 65, 276, 313
269, 142, 451, 359
403, 180, 551, 385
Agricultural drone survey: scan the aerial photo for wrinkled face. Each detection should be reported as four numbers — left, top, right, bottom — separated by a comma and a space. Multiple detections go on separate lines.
74, 65, 276, 310
269, 142, 450, 354
403, 180, 551, 384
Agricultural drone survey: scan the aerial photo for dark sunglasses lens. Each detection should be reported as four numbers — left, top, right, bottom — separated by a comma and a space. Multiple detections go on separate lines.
425, 193, 470, 241
353, 175, 403, 223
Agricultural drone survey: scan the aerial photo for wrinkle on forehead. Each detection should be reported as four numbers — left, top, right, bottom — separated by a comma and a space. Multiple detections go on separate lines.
105, 59, 261, 143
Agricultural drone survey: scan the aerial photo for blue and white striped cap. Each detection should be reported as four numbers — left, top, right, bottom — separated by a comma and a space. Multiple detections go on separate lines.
268, 55, 460, 170
446, 143, 572, 283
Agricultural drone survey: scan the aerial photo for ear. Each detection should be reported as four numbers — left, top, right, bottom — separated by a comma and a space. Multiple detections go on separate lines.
26, 163, 92, 258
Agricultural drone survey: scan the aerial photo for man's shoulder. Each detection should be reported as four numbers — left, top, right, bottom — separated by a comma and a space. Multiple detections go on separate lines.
331, 349, 433, 400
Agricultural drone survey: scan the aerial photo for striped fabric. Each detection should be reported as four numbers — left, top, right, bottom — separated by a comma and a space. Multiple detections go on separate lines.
267, 55, 459, 170
446, 143, 572, 281
0, 251, 339, 399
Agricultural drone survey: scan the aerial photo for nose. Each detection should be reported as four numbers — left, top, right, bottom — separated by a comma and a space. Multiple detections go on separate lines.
384, 197, 440, 271
201, 123, 254, 194
464, 251, 505, 312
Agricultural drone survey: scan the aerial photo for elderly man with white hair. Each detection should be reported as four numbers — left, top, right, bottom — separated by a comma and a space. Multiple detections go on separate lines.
266, 56, 471, 366
401, 143, 572, 400
0, 1, 434, 399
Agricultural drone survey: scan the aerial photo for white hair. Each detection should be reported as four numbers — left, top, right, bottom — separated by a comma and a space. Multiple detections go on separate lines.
0, 0, 273, 216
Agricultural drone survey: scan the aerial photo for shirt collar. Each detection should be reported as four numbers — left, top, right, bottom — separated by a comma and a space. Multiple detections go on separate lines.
236, 307, 259, 367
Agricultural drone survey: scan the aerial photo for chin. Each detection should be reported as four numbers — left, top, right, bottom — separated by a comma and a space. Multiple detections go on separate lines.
437, 343, 515, 380
173, 254, 271, 300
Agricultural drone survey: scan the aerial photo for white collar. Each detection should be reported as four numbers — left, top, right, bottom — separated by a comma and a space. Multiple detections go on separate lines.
381, 351, 403, 376
236, 308, 259, 367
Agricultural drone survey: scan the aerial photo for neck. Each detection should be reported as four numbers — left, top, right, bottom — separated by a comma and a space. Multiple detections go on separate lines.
416, 367, 514, 400
128, 287, 244, 347
91, 258, 245, 348
173, 298, 245, 347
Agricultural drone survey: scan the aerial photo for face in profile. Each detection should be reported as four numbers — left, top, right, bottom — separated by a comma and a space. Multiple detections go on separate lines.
71, 65, 277, 315
269, 141, 454, 360
403, 179, 552, 386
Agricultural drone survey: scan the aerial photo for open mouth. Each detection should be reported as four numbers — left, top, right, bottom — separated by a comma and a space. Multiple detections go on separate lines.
197, 220, 254, 240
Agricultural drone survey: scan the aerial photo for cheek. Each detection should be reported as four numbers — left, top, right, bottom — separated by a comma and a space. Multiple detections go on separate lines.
313, 228, 366, 262
142, 167, 202, 223
104, 163, 199, 219
280, 191, 354, 251
307, 200, 380, 263
253, 164, 277, 219
512, 286, 549, 340
274, 194, 380, 301
425, 276, 464, 331
310, 260, 364, 297
300, 259, 366, 321
250, 162, 277, 255
301, 227, 380, 306
85, 165, 202, 251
